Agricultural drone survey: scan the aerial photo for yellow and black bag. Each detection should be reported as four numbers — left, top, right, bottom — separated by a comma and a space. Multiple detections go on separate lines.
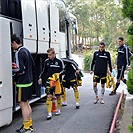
106, 74, 112, 88
106, 74, 116, 90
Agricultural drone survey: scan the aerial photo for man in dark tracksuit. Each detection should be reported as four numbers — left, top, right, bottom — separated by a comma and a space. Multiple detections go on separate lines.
109, 37, 131, 95
90, 42, 112, 104
11, 34, 34, 133
38, 48, 65, 120
61, 58, 81, 109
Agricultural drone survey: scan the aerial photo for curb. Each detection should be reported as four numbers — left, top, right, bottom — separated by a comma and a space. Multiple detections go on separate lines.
110, 90, 124, 133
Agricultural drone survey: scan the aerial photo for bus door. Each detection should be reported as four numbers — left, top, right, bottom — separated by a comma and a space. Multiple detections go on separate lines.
21, 0, 37, 53
49, 3, 60, 55
0, 18, 13, 127
36, 0, 49, 54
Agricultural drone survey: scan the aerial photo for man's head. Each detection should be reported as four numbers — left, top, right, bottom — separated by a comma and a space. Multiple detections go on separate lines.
99, 42, 105, 52
117, 37, 124, 47
47, 48, 56, 60
11, 34, 21, 50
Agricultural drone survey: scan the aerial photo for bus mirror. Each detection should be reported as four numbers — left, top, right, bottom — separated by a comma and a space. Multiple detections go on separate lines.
72, 20, 78, 35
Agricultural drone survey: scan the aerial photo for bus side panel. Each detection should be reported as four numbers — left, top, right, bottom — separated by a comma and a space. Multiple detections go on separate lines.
50, 4, 59, 54
0, 18, 13, 127
21, 0, 37, 53
36, 0, 49, 54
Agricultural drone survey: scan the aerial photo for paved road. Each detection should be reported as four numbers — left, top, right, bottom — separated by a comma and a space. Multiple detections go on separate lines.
1, 72, 120, 133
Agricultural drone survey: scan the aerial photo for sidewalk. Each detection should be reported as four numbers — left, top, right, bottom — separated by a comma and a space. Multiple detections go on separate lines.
120, 93, 133, 133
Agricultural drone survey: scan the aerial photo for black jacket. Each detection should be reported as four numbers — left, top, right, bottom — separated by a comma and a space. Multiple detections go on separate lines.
40, 57, 65, 85
61, 58, 79, 80
116, 45, 131, 67
12, 46, 34, 86
90, 50, 112, 73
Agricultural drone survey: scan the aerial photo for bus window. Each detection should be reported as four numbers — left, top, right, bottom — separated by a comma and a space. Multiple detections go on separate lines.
0, 0, 8, 16
8, 0, 22, 20
0, 0, 22, 20
59, 9, 66, 33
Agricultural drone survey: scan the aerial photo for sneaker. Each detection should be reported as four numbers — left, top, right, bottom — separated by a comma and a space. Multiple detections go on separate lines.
75, 103, 80, 109
16, 126, 31, 133
62, 102, 67, 106
94, 98, 99, 104
46, 113, 52, 120
16, 125, 33, 132
29, 126, 34, 132
100, 99, 105, 104
109, 91, 116, 96
55, 110, 61, 115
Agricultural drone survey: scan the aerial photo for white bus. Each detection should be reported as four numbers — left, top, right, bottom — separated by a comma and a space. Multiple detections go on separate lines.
0, 0, 78, 127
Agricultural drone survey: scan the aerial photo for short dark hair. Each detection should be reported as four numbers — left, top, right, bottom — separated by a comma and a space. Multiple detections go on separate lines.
99, 42, 105, 47
47, 48, 55, 53
11, 34, 21, 44
118, 37, 124, 41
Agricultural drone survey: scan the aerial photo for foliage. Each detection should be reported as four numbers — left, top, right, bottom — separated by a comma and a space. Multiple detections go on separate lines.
66, 0, 131, 48
128, 116, 133, 132
83, 51, 93, 71
108, 49, 117, 65
127, 56, 133, 94
128, 35, 133, 52
127, 23, 133, 35
122, 0, 133, 21
122, 0, 133, 95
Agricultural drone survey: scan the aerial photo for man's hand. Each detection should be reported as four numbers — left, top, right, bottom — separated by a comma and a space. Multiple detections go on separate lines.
90, 71, 93, 75
76, 69, 81, 74
127, 66, 131, 71
38, 78, 42, 85
108, 71, 112, 75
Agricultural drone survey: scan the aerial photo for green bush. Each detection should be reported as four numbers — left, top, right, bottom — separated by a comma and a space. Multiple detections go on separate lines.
128, 116, 133, 132
84, 51, 93, 71
127, 56, 133, 94
127, 23, 133, 35
128, 35, 133, 52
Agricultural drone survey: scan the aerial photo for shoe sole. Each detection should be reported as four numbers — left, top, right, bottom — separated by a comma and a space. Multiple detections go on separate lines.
55, 113, 61, 116
16, 130, 31, 133
30, 129, 34, 132
76, 106, 80, 109
46, 117, 52, 120
62, 104, 67, 106
100, 101, 105, 104
94, 99, 99, 104
109, 94, 116, 96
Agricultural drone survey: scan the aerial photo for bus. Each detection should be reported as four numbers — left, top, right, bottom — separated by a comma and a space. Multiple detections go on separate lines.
0, 0, 78, 127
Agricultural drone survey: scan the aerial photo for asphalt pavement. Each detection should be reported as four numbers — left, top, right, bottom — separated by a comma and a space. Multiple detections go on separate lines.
0, 72, 120, 133
1, 54, 131, 133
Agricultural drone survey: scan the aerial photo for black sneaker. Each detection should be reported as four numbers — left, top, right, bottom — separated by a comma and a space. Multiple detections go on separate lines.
75, 103, 80, 109
29, 126, 34, 132
16, 126, 31, 133
109, 91, 116, 96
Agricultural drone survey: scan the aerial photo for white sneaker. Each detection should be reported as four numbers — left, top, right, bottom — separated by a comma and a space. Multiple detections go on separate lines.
75, 103, 80, 109
46, 113, 52, 120
62, 102, 67, 106
55, 110, 61, 115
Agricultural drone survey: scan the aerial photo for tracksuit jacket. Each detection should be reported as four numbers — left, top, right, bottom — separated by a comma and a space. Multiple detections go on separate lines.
116, 44, 131, 67
90, 50, 112, 73
12, 46, 34, 87
40, 57, 65, 86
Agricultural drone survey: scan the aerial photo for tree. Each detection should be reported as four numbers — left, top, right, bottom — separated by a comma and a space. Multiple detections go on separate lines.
65, 0, 131, 50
